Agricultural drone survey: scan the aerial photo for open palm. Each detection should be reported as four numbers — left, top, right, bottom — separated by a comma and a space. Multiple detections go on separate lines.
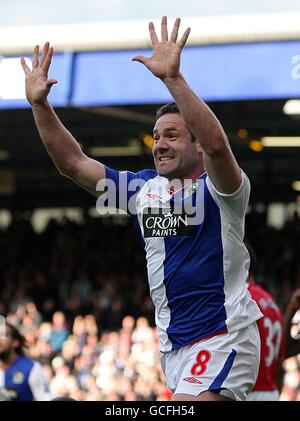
133, 16, 190, 80
21, 42, 57, 105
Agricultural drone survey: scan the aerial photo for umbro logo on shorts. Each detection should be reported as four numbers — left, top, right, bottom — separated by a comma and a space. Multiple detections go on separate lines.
183, 377, 202, 384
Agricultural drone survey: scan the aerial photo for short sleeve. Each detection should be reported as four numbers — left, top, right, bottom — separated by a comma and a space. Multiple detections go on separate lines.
205, 171, 250, 222
103, 166, 157, 215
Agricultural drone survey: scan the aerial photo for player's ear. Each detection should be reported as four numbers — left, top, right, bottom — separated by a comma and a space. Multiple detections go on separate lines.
195, 139, 203, 153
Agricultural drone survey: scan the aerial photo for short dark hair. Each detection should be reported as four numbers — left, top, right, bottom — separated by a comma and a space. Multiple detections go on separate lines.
6, 323, 26, 355
155, 102, 196, 141
155, 102, 180, 121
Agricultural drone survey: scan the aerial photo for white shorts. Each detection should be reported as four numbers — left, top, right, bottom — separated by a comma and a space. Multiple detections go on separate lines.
246, 390, 280, 401
160, 322, 260, 401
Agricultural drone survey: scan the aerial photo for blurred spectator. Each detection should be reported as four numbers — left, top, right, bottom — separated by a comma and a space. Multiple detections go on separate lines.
0, 322, 52, 401
49, 312, 69, 354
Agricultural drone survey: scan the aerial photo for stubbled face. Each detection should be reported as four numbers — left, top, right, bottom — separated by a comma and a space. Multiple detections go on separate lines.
153, 113, 203, 181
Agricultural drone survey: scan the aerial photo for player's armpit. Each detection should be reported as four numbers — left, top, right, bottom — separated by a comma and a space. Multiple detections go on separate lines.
206, 170, 250, 223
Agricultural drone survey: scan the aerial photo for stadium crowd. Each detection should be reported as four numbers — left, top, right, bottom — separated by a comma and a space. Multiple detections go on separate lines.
0, 209, 299, 400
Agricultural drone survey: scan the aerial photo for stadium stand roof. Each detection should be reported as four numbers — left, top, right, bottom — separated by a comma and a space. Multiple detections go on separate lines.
0, 11, 299, 208
1, 12, 300, 54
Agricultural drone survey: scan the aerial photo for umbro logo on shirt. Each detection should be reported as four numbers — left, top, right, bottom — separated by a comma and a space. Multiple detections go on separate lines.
147, 193, 162, 200
183, 377, 202, 384
142, 208, 194, 238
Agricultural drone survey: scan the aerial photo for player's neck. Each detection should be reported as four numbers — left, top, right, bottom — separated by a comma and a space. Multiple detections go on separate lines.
167, 169, 206, 193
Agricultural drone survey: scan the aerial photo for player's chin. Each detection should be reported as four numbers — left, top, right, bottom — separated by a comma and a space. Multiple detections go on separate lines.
157, 168, 175, 178
156, 162, 177, 177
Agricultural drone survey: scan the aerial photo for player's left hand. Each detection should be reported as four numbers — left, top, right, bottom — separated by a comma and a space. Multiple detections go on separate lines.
132, 16, 190, 81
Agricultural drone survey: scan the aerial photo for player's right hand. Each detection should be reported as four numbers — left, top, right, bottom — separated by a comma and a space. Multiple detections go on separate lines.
21, 42, 57, 106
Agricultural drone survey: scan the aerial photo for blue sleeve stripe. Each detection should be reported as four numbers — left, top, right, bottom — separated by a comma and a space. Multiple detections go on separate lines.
104, 166, 120, 184
104, 166, 157, 213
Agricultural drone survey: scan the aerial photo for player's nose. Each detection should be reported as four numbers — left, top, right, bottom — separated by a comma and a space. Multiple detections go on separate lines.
154, 137, 170, 154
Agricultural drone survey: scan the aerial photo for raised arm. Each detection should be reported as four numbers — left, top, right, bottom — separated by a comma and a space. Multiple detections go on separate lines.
133, 17, 241, 194
21, 42, 105, 197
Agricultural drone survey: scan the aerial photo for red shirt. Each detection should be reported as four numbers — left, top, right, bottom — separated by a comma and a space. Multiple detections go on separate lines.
248, 281, 285, 391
